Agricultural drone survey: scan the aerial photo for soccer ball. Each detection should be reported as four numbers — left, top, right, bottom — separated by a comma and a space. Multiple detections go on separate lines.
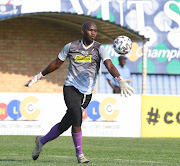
113, 36, 132, 54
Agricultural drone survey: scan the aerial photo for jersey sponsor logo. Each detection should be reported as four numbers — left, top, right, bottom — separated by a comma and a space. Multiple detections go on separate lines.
75, 54, 92, 62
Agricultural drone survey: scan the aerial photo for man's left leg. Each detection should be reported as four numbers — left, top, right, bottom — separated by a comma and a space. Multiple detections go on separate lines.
32, 111, 72, 160
70, 107, 90, 163
72, 126, 90, 164
73, 94, 92, 163
64, 86, 91, 163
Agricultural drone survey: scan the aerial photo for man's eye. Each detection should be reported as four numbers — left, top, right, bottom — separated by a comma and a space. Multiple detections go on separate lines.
89, 29, 97, 32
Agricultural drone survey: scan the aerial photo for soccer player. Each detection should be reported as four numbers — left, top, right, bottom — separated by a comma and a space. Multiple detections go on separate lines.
24, 21, 134, 164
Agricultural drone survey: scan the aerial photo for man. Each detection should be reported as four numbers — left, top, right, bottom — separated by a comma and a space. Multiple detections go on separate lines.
24, 21, 134, 164
106, 55, 131, 93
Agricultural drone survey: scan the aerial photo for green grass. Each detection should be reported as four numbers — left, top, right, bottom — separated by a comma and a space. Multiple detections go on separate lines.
0, 136, 180, 166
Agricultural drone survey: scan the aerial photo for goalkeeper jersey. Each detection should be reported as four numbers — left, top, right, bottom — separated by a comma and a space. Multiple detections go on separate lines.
58, 40, 110, 94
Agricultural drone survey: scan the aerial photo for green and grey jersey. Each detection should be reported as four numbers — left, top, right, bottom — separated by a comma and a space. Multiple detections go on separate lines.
58, 40, 111, 94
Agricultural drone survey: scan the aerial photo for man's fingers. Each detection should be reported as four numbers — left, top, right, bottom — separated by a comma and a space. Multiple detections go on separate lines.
24, 73, 43, 88
126, 89, 132, 96
119, 79, 135, 97
127, 85, 135, 92
24, 83, 29, 87
120, 88, 130, 97
24, 81, 30, 87
124, 90, 128, 97
24, 80, 32, 87
124, 79, 132, 84
120, 89, 123, 96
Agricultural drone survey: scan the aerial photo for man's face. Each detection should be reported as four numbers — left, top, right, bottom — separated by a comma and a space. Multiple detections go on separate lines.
119, 58, 126, 66
83, 23, 97, 42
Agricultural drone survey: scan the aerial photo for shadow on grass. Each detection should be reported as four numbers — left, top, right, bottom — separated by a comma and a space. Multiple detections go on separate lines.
0, 158, 57, 163
0, 159, 25, 162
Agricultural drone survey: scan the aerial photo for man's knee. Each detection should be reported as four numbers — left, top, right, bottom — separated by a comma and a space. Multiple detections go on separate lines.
71, 108, 82, 126
57, 112, 72, 134
58, 121, 72, 134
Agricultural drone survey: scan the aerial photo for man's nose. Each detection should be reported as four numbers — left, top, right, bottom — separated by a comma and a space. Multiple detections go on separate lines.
92, 30, 96, 34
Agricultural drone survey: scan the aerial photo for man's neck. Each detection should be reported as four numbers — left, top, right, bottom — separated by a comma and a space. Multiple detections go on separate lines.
81, 40, 94, 49
120, 65, 124, 68
82, 39, 93, 47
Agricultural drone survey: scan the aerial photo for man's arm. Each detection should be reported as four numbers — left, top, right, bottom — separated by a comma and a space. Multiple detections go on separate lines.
25, 57, 64, 87
41, 57, 64, 76
104, 59, 134, 97
104, 59, 120, 78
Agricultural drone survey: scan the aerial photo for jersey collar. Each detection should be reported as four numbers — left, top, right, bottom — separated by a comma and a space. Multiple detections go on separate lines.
81, 40, 94, 50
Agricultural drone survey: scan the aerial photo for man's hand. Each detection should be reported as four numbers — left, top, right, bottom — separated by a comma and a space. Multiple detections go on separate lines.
116, 76, 135, 97
24, 72, 43, 87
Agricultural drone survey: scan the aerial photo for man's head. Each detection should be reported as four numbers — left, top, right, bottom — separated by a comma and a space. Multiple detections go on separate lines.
118, 55, 127, 67
82, 21, 97, 44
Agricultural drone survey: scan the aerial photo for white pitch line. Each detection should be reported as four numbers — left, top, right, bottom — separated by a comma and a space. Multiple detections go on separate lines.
115, 158, 163, 164
48, 155, 174, 165
48, 155, 74, 159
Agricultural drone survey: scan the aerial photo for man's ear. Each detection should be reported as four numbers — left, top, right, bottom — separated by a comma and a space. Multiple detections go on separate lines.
81, 29, 84, 34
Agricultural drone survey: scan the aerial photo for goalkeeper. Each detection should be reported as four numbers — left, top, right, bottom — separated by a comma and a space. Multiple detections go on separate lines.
25, 21, 134, 164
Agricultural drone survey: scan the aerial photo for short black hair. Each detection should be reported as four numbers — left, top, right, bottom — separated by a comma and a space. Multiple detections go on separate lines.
82, 21, 96, 31
118, 55, 127, 61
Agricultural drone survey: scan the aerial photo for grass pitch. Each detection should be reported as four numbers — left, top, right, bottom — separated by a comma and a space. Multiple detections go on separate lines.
0, 135, 179, 166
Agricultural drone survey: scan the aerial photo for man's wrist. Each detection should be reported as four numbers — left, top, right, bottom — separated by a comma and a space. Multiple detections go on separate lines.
37, 72, 44, 80
115, 76, 123, 83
